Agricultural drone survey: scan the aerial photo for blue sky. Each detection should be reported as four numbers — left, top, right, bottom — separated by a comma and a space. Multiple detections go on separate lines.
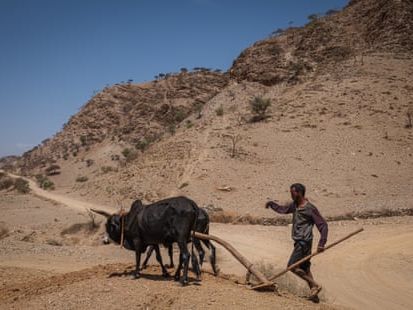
0, 0, 348, 157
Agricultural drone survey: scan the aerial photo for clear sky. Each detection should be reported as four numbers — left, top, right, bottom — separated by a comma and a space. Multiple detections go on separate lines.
0, 0, 348, 157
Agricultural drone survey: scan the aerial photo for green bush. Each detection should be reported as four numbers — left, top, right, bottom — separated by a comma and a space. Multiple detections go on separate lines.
14, 178, 30, 194
121, 147, 138, 162
249, 96, 271, 122
35, 174, 55, 190
135, 139, 150, 152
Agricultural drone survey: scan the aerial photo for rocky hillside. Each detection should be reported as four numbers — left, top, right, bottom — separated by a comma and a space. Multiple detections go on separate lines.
230, 0, 413, 85
4, 0, 413, 218
18, 71, 228, 174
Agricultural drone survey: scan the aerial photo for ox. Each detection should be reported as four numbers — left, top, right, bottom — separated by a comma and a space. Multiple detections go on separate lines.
92, 196, 200, 285
141, 207, 218, 275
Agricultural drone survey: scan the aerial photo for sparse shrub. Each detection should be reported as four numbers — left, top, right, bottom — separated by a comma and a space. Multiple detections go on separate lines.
76, 176, 88, 183
0, 176, 14, 190
249, 96, 272, 122
121, 148, 138, 162
135, 139, 150, 152
86, 159, 94, 167
224, 134, 241, 158
215, 106, 224, 116
80, 135, 87, 146
193, 102, 203, 119
307, 13, 320, 22
111, 154, 120, 161
173, 109, 186, 123
35, 174, 55, 190
63, 153, 69, 160
14, 178, 30, 194
121, 148, 132, 158
185, 120, 193, 129
271, 28, 284, 37
45, 164, 61, 176
168, 124, 176, 135
325, 9, 339, 16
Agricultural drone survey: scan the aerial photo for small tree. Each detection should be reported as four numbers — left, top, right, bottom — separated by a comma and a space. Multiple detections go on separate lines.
308, 13, 320, 22
215, 105, 224, 116
249, 96, 272, 122
224, 134, 242, 158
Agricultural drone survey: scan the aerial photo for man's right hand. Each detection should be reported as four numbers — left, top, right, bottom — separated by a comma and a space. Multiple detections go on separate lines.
265, 201, 274, 209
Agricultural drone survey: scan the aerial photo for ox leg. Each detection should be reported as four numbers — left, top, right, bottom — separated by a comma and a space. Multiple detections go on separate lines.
178, 241, 191, 285
174, 249, 183, 282
191, 240, 202, 281
194, 239, 205, 266
132, 239, 143, 279
166, 244, 174, 268
203, 240, 218, 275
142, 245, 154, 269
154, 245, 170, 277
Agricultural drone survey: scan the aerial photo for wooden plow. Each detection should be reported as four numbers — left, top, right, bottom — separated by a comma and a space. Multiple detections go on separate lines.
194, 228, 364, 291
193, 232, 275, 290
250, 228, 364, 290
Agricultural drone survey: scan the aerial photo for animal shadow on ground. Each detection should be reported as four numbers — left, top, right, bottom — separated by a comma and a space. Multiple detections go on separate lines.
108, 265, 201, 285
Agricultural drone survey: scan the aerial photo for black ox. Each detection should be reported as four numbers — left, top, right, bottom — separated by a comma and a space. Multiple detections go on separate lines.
141, 207, 218, 275
92, 196, 201, 285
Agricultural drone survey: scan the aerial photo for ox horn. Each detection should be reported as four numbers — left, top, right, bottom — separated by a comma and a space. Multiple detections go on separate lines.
90, 208, 111, 218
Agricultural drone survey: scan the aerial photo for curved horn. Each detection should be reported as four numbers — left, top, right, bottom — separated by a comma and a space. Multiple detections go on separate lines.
90, 208, 111, 218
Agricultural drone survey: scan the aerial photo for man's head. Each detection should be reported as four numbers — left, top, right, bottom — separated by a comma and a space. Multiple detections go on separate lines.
290, 183, 306, 203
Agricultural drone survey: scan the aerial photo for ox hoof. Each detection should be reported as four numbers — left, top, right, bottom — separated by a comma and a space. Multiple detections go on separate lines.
174, 275, 180, 282
130, 273, 140, 280
162, 272, 170, 278
180, 279, 189, 286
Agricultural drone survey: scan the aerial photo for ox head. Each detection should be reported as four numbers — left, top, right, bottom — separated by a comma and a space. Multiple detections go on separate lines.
90, 208, 122, 245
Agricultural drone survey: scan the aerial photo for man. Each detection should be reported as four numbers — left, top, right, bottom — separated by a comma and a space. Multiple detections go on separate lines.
265, 183, 328, 302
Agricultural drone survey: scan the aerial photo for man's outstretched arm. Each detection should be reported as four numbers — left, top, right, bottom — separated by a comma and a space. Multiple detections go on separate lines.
265, 201, 295, 214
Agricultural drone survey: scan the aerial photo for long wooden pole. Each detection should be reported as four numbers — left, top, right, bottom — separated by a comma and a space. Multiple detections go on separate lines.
251, 227, 364, 290
193, 232, 272, 287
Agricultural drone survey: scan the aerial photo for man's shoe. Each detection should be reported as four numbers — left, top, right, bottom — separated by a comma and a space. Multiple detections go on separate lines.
309, 286, 322, 298
308, 294, 320, 303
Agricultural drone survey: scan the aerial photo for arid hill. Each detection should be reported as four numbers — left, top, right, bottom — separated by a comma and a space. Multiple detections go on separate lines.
4, 0, 413, 218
